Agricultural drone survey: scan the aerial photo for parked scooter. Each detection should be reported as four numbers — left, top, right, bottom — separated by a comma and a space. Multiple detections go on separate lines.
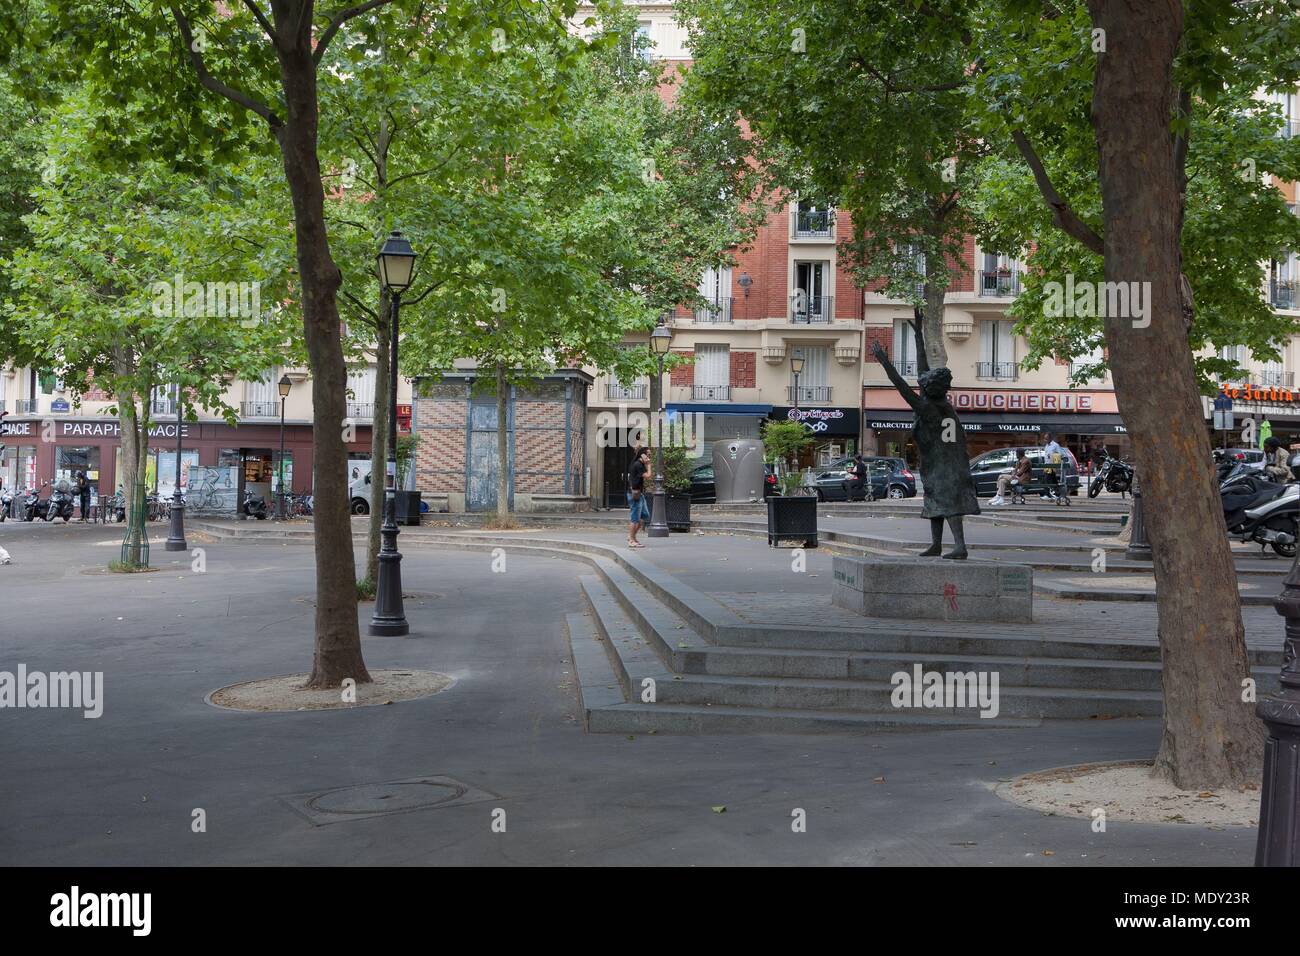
0, 486, 13, 522
45, 479, 76, 523
22, 483, 51, 522
242, 488, 268, 520
1088, 450, 1134, 498
1220, 461, 1300, 556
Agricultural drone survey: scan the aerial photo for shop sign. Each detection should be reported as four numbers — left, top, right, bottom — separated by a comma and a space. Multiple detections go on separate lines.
1, 421, 33, 437
1220, 382, 1300, 404
777, 406, 859, 435
59, 421, 190, 440
50, 399, 70, 413
950, 391, 1094, 412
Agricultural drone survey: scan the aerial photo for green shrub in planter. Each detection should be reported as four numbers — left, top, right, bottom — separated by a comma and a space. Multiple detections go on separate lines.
662, 444, 693, 531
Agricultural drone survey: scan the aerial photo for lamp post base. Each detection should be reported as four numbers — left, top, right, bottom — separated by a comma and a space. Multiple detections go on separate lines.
368, 522, 409, 636
164, 499, 187, 552
648, 489, 669, 537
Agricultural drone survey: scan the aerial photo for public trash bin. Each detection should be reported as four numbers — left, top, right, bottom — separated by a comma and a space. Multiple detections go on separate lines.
712, 438, 766, 503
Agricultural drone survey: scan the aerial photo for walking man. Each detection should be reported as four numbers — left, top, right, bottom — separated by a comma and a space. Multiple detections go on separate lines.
627, 448, 651, 548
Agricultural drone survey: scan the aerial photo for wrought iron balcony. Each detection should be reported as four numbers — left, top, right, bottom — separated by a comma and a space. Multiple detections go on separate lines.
1068, 363, 1105, 381
694, 298, 733, 323
792, 208, 833, 239
788, 385, 831, 403
790, 294, 833, 323
1280, 118, 1300, 139
1272, 279, 1297, 309
1259, 369, 1294, 388
692, 384, 730, 401
978, 269, 1021, 297
976, 361, 1019, 381
151, 399, 177, 417
241, 401, 278, 418
895, 360, 918, 377
15, 399, 38, 414
346, 402, 374, 421
606, 382, 647, 401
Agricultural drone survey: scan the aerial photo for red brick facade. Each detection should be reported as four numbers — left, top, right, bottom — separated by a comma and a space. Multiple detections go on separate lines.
670, 351, 694, 386
729, 350, 756, 388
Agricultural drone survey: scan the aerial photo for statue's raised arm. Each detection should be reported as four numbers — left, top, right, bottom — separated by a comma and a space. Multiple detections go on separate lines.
870, 339, 922, 411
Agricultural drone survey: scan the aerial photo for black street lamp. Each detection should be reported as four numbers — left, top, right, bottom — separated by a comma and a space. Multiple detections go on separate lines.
790, 348, 805, 412
647, 316, 673, 539
370, 230, 416, 637
164, 389, 187, 552
1257, 550, 1300, 865
1125, 471, 1152, 560
276, 374, 291, 519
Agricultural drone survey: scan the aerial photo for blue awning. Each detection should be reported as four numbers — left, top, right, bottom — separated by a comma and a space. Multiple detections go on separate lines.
666, 403, 772, 416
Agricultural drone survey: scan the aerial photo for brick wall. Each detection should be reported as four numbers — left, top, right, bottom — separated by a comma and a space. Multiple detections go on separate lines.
413, 396, 466, 494
670, 351, 694, 386
729, 350, 756, 388
865, 328, 894, 363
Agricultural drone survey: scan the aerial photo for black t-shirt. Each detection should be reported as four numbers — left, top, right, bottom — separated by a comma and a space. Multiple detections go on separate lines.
629, 459, 648, 491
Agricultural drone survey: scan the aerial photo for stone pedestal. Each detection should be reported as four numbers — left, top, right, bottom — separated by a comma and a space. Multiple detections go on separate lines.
832, 555, 1033, 624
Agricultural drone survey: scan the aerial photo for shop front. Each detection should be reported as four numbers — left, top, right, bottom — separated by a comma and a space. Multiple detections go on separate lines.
0, 416, 371, 510
1212, 381, 1300, 449
863, 385, 1128, 470
768, 405, 862, 467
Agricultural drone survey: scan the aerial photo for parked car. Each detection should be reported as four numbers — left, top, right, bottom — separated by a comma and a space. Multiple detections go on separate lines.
688, 462, 778, 503
808, 456, 917, 500
1218, 447, 1266, 473
969, 446, 1081, 497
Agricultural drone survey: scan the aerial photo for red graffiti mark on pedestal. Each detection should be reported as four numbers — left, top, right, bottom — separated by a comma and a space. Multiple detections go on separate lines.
943, 582, 958, 612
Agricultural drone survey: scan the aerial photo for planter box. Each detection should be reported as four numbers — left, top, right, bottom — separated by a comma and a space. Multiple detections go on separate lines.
394, 490, 422, 526
666, 493, 691, 532
766, 495, 818, 547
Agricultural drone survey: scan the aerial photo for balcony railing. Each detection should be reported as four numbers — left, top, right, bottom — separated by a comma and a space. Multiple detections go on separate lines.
790, 294, 834, 323
692, 384, 730, 401
241, 401, 278, 418
895, 360, 918, 377
792, 208, 833, 239
976, 361, 1019, 381
151, 399, 177, 417
1259, 369, 1295, 388
694, 298, 733, 323
978, 269, 1021, 297
1280, 118, 1300, 139
606, 382, 647, 401
346, 402, 374, 421
1272, 279, 1298, 309
788, 385, 831, 404
15, 399, 38, 414
1068, 363, 1106, 381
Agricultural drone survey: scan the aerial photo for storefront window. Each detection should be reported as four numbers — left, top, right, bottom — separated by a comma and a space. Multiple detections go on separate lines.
2, 445, 38, 491
272, 452, 293, 494
55, 446, 102, 493
156, 450, 200, 497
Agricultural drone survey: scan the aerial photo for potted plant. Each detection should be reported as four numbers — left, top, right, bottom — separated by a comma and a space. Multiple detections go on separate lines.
393, 433, 422, 525
661, 444, 694, 531
762, 420, 817, 547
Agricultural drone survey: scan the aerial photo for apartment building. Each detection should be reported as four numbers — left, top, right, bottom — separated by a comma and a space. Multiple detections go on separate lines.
0, 362, 412, 501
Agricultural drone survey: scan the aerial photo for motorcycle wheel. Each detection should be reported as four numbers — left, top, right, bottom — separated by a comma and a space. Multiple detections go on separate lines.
1269, 518, 1299, 558
1088, 480, 1102, 499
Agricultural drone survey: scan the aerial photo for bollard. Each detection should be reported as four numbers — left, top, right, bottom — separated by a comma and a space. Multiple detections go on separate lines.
1256, 553, 1300, 866
1125, 472, 1152, 561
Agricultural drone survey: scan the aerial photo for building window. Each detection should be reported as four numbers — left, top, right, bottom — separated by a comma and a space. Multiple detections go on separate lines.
242, 369, 280, 418
978, 252, 1022, 297
1273, 254, 1297, 309
2, 444, 37, 492
696, 267, 733, 323
633, 21, 653, 61
789, 346, 831, 403
978, 320, 1018, 380
792, 262, 832, 322
793, 200, 833, 238
346, 367, 377, 420
891, 319, 920, 377
694, 344, 730, 401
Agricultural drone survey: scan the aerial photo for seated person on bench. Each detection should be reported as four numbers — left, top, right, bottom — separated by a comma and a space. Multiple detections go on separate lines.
990, 452, 1032, 506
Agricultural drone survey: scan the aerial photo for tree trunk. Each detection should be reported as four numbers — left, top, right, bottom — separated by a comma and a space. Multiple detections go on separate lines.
496, 361, 509, 519
116, 393, 147, 565
365, 291, 391, 583
1086, 0, 1261, 788
922, 277, 948, 369
272, 3, 369, 688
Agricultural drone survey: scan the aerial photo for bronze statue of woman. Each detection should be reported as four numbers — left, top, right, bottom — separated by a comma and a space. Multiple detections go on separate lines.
870, 312, 979, 559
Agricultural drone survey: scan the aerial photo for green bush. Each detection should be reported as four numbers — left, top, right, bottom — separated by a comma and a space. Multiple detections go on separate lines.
661, 444, 693, 492
762, 419, 813, 470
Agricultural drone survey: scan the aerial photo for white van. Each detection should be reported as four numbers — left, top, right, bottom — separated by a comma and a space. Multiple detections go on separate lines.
348, 461, 375, 514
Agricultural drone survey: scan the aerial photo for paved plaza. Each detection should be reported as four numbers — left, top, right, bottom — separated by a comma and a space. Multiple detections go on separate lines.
0, 514, 1270, 865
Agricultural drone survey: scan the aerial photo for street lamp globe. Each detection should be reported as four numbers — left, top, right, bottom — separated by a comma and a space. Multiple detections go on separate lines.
650, 318, 673, 355
376, 230, 417, 292
278, 374, 292, 399
790, 349, 805, 375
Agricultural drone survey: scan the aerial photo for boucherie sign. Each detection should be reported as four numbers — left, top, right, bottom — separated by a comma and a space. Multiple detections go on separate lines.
948, 390, 1094, 412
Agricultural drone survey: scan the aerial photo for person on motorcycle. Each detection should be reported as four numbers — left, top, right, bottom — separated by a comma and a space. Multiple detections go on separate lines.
1264, 437, 1291, 482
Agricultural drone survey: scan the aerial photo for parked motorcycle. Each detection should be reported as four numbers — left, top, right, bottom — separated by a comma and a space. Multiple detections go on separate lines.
0, 486, 13, 522
242, 488, 268, 520
22, 483, 51, 522
45, 479, 76, 523
1088, 450, 1134, 498
1220, 463, 1299, 556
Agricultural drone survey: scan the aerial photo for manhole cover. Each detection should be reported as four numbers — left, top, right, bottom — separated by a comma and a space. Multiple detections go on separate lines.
280, 774, 496, 826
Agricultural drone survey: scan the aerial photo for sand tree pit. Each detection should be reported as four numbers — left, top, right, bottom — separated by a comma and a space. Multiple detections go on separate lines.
208, 669, 452, 713
993, 760, 1260, 829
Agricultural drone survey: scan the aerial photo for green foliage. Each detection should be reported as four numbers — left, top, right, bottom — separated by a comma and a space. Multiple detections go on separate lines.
762, 419, 812, 469
395, 433, 419, 487
661, 444, 693, 492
